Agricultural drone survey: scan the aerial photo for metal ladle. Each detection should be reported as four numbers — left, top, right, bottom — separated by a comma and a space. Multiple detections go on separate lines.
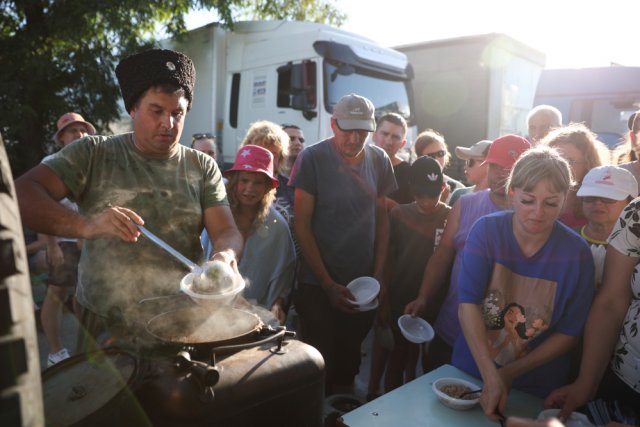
137, 225, 203, 275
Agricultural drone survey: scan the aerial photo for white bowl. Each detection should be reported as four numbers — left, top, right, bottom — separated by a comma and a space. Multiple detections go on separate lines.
538, 409, 595, 427
355, 297, 379, 312
180, 272, 245, 308
398, 314, 435, 344
346, 277, 380, 305
432, 377, 480, 411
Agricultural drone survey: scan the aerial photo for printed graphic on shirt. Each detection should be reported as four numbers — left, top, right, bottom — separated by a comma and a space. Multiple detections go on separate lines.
482, 263, 556, 366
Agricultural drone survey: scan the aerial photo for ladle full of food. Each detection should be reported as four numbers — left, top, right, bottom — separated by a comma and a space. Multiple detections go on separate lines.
137, 225, 245, 307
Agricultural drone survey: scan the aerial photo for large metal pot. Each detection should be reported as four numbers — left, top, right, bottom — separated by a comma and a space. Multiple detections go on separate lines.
144, 304, 266, 356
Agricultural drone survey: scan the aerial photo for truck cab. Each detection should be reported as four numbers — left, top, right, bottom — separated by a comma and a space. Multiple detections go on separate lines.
534, 67, 640, 148
167, 21, 415, 166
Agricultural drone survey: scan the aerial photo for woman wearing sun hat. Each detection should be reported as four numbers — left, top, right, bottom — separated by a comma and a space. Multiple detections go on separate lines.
223, 145, 296, 324
52, 112, 96, 147
577, 165, 638, 246
575, 165, 638, 289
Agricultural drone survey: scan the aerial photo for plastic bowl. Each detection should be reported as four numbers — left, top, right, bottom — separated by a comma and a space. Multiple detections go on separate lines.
180, 272, 245, 308
537, 409, 595, 427
432, 377, 480, 411
355, 297, 379, 312
346, 277, 380, 305
398, 314, 435, 344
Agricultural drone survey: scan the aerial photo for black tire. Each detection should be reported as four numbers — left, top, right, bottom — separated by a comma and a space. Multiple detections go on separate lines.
0, 134, 44, 426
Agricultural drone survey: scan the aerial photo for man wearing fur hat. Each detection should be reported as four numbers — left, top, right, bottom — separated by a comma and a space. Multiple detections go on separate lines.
17, 49, 243, 347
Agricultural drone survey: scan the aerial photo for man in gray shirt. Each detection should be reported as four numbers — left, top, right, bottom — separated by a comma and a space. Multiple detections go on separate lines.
289, 93, 397, 394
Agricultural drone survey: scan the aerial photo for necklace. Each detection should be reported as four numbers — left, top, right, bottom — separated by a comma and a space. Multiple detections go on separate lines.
580, 225, 608, 246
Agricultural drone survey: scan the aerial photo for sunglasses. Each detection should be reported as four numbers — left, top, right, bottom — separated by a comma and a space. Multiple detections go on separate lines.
582, 196, 618, 204
426, 150, 446, 159
192, 133, 215, 141
465, 158, 483, 167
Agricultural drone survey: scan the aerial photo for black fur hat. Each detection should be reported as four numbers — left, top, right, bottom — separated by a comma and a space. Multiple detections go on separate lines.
116, 49, 195, 112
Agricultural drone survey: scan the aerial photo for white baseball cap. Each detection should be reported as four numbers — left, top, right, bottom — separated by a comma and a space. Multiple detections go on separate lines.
577, 165, 638, 201
455, 140, 492, 160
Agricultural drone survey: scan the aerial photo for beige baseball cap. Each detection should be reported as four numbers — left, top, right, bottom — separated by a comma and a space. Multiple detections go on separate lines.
332, 93, 376, 132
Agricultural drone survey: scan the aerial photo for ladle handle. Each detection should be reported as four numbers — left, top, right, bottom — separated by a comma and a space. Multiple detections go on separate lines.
137, 225, 200, 273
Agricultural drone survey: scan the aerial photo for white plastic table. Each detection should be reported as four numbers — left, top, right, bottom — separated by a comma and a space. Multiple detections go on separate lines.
341, 364, 544, 426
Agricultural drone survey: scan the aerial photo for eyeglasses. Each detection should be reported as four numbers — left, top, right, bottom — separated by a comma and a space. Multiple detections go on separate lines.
582, 196, 618, 204
192, 133, 215, 141
426, 150, 446, 159
465, 158, 484, 167
335, 122, 369, 136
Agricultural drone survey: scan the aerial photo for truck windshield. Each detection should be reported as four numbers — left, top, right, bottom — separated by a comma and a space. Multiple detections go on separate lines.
324, 61, 413, 124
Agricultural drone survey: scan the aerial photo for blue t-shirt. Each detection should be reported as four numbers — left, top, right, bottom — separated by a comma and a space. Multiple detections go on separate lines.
452, 211, 595, 398
288, 138, 397, 285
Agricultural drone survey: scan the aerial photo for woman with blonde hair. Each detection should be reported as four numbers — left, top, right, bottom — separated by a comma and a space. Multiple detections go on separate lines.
413, 129, 464, 204
240, 120, 295, 214
453, 146, 594, 423
224, 145, 296, 324
540, 123, 611, 228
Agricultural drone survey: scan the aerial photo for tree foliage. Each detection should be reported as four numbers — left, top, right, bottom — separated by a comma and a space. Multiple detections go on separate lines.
235, 0, 345, 25
0, 0, 344, 176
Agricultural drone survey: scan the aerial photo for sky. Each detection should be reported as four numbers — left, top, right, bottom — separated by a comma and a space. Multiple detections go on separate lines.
185, 0, 639, 69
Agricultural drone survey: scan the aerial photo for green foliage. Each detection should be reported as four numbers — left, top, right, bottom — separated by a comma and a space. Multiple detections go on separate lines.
0, 0, 344, 176
235, 0, 345, 26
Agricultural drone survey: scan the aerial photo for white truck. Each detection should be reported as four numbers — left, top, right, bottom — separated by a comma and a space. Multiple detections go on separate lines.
165, 20, 416, 165
396, 33, 545, 147
534, 66, 640, 149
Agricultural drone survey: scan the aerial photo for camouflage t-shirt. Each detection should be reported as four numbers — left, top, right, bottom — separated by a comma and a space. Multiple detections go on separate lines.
43, 132, 228, 318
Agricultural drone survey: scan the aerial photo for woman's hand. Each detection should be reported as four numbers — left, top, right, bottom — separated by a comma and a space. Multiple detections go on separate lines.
506, 416, 564, 427
543, 379, 595, 420
480, 372, 509, 423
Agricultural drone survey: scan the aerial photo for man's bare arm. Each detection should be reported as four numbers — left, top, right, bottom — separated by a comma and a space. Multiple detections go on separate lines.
16, 164, 141, 241
293, 188, 355, 312
203, 204, 244, 267
405, 200, 460, 315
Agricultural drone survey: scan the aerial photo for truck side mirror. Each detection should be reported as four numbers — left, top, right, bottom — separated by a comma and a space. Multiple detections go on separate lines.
277, 61, 317, 120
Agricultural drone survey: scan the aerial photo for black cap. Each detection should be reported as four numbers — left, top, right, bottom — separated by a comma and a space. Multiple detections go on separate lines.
410, 156, 444, 197
116, 49, 195, 112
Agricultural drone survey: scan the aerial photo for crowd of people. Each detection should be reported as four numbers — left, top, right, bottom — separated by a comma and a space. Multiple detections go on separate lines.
16, 47, 640, 426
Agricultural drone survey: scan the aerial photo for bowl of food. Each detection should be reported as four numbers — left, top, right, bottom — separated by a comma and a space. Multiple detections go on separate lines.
346, 277, 380, 305
398, 314, 435, 344
180, 260, 245, 308
432, 377, 481, 410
